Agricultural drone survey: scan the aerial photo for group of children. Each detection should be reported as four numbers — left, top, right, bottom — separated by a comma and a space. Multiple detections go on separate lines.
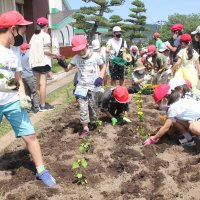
1, 8, 200, 188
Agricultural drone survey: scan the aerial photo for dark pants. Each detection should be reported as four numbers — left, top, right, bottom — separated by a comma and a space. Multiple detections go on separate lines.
128, 84, 140, 94
23, 76, 40, 111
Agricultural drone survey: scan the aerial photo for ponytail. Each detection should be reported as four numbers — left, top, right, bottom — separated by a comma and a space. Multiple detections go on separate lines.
187, 42, 193, 60
34, 23, 46, 34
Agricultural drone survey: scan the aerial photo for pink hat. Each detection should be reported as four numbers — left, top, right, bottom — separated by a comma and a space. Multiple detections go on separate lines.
113, 86, 131, 103
131, 46, 138, 53
170, 23, 184, 32
185, 79, 192, 89
147, 45, 157, 56
0, 10, 32, 28
20, 42, 29, 52
71, 35, 87, 51
153, 32, 160, 38
153, 84, 170, 103
180, 33, 192, 42
37, 17, 48, 26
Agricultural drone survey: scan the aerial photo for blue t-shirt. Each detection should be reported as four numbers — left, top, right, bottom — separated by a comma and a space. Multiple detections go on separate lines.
21, 50, 33, 78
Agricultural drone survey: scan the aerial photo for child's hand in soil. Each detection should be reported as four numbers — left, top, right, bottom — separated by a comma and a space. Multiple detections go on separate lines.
143, 136, 159, 146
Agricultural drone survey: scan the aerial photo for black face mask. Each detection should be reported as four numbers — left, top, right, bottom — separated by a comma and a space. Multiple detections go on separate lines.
13, 34, 24, 46
115, 34, 121, 38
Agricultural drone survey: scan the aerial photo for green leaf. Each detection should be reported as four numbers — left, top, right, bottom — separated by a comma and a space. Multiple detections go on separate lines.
79, 145, 85, 153
81, 159, 88, 168
76, 172, 83, 179
72, 161, 80, 169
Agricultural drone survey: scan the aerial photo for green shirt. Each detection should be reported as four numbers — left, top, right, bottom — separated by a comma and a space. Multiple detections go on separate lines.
156, 39, 162, 51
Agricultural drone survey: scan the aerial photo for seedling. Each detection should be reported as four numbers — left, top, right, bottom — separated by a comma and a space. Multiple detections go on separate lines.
96, 119, 102, 126
79, 138, 92, 153
136, 126, 150, 140
72, 158, 88, 185
136, 99, 143, 108
137, 110, 144, 122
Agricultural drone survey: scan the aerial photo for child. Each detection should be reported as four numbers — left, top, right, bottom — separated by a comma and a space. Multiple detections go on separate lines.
67, 35, 106, 138
144, 84, 200, 146
100, 86, 131, 125
153, 32, 162, 51
171, 33, 200, 88
20, 43, 40, 113
129, 45, 139, 67
128, 60, 151, 94
0, 10, 56, 187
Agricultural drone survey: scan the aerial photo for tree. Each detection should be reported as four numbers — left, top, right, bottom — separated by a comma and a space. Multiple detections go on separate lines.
106, 15, 123, 37
124, 0, 147, 45
71, 0, 125, 42
159, 13, 200, 42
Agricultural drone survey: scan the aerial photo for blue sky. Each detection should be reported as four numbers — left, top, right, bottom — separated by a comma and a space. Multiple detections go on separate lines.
69, 0, 200, 24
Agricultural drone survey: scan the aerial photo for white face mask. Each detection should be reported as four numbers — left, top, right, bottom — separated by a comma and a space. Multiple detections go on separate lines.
173, 33, 178, 39
138, 69, 145, 74
81, 49, 90, 58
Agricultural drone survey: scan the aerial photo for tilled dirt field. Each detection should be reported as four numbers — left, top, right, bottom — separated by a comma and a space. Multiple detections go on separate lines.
0, 94, 200, 200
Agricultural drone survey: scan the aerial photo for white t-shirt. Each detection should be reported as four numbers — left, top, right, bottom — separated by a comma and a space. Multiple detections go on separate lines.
29, 31, 52, 68
70, 52, 104, 91
107, 38, 127, 56
0, 45, 21, 105
167, 98, 200, 121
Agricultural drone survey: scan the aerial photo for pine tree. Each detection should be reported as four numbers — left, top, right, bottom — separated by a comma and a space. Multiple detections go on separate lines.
71, 0, 125, 42
124, 0, 147, 45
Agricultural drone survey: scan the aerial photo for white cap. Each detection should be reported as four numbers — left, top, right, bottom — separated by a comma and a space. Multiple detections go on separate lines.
159, 43, 169, 52
113, 26, 121, 32
169, 77, 186, 90
91, 39, 100, 50
191, 25, 200, 34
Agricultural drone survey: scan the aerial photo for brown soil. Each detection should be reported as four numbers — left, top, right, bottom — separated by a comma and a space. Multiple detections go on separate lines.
0, 94, 200, 200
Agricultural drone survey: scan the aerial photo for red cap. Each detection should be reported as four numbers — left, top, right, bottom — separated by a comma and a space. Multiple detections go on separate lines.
153, 84, 170, 103
37, 17, 48, 26
20, 43, 29, 52
170, 23, 184, 32
113, 86, 131, 103
71, 35, 87, 51
185, 79, 192, 89
147, 45, 157, 56
0, 10, 32, 28
180, 33, 192, 42
131, 46, 138, 52
153, 32, 160, 38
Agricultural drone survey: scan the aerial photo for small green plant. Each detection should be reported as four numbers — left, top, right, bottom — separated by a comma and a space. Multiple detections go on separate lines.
72, 158, 88, 185
136, 126, 150, 140
96, 119, 102, 126
137, 109, 144, 122
79, 138, 92, 153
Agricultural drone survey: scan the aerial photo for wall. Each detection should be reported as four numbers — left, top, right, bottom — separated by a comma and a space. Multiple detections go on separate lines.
0, 0, 15, 13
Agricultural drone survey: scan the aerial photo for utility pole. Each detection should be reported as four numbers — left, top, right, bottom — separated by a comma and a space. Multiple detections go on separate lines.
156, 20, 166, 31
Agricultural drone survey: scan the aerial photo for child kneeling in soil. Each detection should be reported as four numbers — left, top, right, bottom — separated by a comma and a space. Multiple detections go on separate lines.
67, 35, 106, 138
100, 86, 131, 125
0, 11, 56, 187
128, 60, 151, 94
144, 82, 200, 146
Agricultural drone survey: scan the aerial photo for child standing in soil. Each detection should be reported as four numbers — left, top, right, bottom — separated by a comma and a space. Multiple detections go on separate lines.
0, 10, 56, 187
67, 35, 106, 138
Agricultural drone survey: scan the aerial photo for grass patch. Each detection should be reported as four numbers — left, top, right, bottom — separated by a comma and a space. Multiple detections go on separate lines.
51, 58, 72, 73
0, 82, 75, 138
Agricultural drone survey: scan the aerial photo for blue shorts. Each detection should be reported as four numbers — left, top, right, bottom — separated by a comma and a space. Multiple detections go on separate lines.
0, 100, 35, 138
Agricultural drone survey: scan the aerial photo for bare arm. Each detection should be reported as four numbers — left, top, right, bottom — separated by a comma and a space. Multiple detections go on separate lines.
15, 71, 26, 97
152, 118, 173, 140
65, 63, 75, 72
167, 44, 177, 52
171, 58, 182, 74
99, 64, 106, 79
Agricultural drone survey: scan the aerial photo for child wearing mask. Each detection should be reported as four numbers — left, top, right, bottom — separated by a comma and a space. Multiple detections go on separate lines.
0, 10, 56, 187
67, 35, 106, 138
129, 45, 139, 67
171, 33, 200, 89
128, 60, 151, 94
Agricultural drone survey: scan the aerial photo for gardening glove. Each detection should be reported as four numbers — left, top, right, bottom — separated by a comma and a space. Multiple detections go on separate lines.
94, 77, 103, 87
111, 117, 118, 126
143, 136, 159, 146
123, 116, 132, 123
57, 57, 68, 69
20, 96, 31, 109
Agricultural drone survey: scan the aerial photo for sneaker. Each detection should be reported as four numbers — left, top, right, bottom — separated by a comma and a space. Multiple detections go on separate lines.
79, 129, 89, 139
179, 138, 196, 146
40, 103, 55, 111
36, 169, 56, 187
